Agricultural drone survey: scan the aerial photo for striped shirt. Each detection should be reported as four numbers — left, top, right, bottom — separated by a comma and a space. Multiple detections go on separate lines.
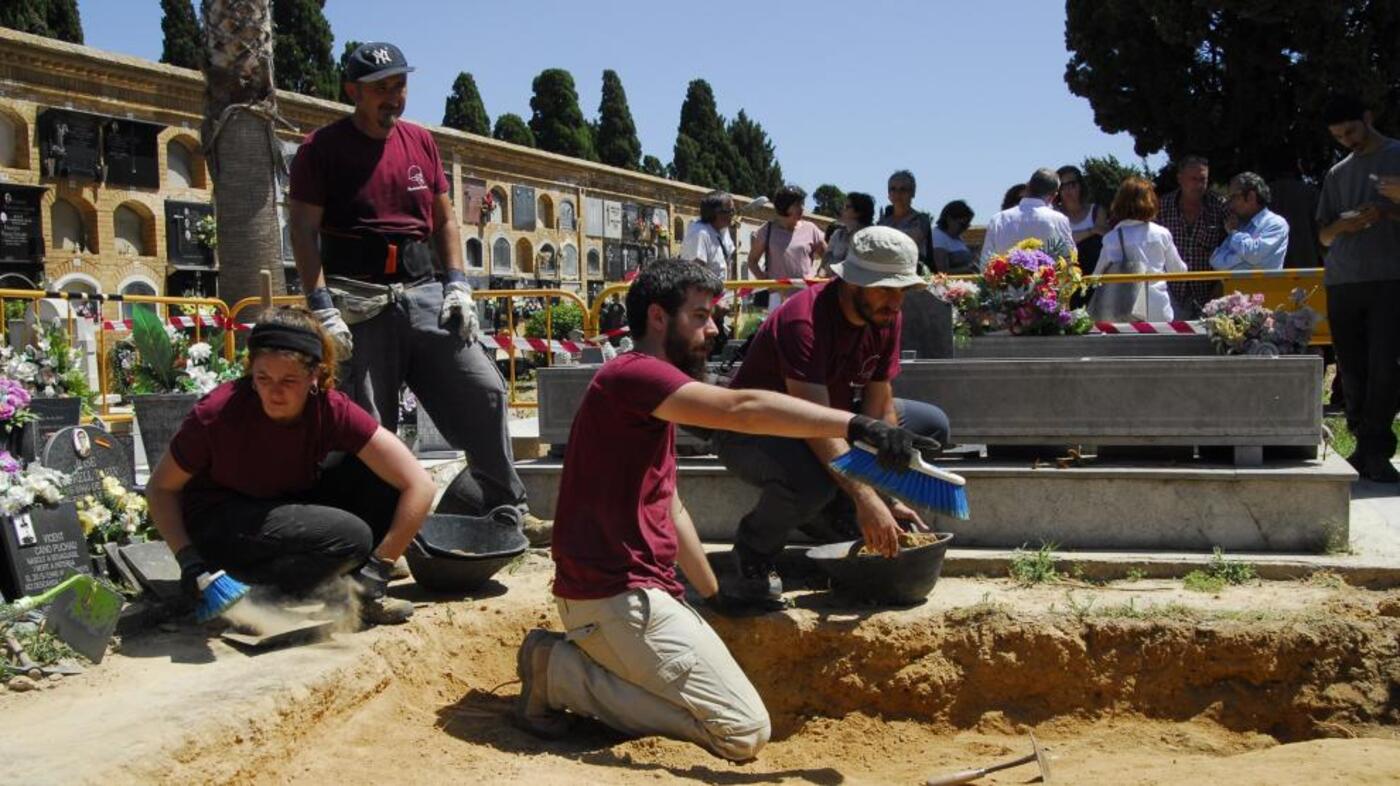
1158, 190, 1229, 316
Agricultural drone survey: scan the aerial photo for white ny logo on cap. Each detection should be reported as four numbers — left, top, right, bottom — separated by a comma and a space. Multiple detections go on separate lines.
369, 47, 392, 65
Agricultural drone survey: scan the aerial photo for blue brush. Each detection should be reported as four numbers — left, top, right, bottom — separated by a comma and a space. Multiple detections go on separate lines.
830, 442, 970, 520
195, 570, 250, 623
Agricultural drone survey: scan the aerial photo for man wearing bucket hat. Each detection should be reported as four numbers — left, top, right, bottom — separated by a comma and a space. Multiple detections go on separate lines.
715, 226, 951, 609
288, 43, 547, 542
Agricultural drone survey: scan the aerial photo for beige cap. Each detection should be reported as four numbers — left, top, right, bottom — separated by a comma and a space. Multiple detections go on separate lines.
829, 226, 926, 289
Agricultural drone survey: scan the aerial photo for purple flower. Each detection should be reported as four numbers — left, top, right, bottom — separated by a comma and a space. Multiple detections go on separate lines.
0, 451, 19, 475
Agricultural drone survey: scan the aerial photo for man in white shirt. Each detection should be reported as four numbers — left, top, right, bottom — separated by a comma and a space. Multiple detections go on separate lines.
680, 190, 736, 280
978, 168, 1076, 266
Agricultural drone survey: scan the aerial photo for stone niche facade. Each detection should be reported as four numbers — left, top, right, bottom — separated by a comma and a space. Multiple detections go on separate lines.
0, 27, 795, 316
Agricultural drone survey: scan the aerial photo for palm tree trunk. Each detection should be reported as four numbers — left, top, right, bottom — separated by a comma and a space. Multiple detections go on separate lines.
200, 0, 286, 306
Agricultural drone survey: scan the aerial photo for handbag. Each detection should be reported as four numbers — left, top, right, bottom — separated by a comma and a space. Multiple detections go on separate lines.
1087, 226, 1149, 322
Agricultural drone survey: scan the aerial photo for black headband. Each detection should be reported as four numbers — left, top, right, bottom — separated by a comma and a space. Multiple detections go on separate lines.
248, 323, 324, 362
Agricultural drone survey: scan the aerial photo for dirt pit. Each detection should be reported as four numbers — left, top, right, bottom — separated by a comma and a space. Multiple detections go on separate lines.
10, 556, 1400, 785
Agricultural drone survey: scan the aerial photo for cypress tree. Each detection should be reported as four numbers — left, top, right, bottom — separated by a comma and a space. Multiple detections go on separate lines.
493, 113, 536, 148
528, 69, 596, 160
728, 110, 783, 198
641, 155, 667, 178
335, 39, 362, 104
672, 79, 737, 191
0, 0, 83, 43
272, 0, 338, 100
160, 0, 202, 69
442, 72, 491, 135
595, 69, 642, 170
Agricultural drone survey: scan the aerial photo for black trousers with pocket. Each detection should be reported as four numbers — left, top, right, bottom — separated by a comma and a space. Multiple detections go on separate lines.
1326, 281, 1400, 464
185, 456, 400, 595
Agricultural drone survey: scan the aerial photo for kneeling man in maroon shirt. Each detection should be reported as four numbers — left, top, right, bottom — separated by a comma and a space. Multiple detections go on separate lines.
514, 261, 933, 759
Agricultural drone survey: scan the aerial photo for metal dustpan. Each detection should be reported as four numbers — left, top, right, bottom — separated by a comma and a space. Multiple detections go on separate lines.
2, 573, 124, 664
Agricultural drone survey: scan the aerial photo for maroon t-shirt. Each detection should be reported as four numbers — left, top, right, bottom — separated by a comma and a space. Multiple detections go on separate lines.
288, 117, 448, 239
169, 379, 380, 516
728, 280, 902, 411
551, 352, 696, 600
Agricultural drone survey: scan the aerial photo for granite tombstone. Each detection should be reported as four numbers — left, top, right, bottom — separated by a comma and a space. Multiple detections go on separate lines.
42, 425, 134, 499
0, 501, 87, 600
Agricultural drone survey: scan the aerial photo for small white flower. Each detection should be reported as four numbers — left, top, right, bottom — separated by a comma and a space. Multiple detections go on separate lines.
187, 342, 212, 364
187, 367, 218, 396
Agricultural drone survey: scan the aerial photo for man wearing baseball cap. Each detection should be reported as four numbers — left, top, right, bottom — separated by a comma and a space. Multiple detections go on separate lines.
715, 225, 951, 609
288, 43, 547, 543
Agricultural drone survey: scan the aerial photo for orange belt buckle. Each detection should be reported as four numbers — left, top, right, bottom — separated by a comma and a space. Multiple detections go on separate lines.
384, 244, 398, 276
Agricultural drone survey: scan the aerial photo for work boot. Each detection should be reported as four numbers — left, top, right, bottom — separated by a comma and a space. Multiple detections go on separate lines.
514, 629, 571, 738
389, 556, 411, 580
719, 544, 784, 611
359, 595, 415, 626
522, 513, 553, 547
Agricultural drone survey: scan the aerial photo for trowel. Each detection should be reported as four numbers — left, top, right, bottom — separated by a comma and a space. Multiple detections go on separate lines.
925, 731, 1052, 785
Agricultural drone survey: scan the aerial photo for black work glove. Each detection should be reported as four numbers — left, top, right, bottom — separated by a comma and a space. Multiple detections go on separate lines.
847, 415, 942, 470
175, 545, 209, 601
352, 555, 396, 599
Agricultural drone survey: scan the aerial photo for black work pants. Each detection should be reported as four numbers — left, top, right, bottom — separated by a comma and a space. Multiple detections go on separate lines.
186, 457, 400, 595
1326, 280, 1400, 462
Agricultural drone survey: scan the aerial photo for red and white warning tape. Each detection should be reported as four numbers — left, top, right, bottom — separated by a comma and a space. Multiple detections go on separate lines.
100, 315, 251, 332
1092, 320, 1206, 335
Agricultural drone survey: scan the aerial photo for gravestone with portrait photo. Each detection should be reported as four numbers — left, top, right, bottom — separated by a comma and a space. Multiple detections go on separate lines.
42, 425, 134, 500
0, 501, 87, 600
0, 184, 47, 264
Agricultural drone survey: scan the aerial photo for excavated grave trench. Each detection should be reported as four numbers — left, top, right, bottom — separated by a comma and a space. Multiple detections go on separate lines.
129, 568, 1400, 785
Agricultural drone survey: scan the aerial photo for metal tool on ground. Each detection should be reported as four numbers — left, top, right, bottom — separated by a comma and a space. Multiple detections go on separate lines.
830, 442, 970, 519
0, 573, 124, 663
221, 618, 335, 650
924, 731, 1052, 785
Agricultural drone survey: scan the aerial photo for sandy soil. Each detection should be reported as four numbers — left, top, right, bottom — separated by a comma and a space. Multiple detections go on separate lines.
3, 554, 1398, 785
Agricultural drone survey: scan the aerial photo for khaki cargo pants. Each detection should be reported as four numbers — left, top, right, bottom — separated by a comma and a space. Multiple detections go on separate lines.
548, 587, 771, 761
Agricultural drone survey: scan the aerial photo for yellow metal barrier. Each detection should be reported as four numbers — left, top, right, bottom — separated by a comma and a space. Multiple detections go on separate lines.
472, 288, 591, 409
227, 294, 308, 327
588, 268, 1331, 345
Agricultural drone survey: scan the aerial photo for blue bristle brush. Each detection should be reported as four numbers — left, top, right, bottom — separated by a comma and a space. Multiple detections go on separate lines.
830, 442, 970, 520
194, 570, 250, 623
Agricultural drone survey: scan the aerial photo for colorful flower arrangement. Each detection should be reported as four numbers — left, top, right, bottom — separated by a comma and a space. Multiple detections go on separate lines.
0, 377, 35, 439
109, 308, 241, 397
1200, 289, 1319, 356
931, 238, 1093, 340
479, 191, 496, 223
77, 472, 154, 555
0, 456, 68, 517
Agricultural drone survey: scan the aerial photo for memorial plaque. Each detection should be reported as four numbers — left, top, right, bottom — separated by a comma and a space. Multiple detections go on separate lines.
512, 185, 537, 230
584, 197, 605, 237
42, 425, 134, 500
603, 201, 623, 239
37, 109, 102, 181
462, 177, 487, 224
101, 117, 163, 189
622, 203, 640, 241
0, 185, 46, 263
604, 240, 623, 281
0, 501, 88, 599
164, 200, 215, 267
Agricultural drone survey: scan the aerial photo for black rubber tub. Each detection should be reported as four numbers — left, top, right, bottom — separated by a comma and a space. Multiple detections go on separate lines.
406, 510, 529, 593
805, 532, 954, 606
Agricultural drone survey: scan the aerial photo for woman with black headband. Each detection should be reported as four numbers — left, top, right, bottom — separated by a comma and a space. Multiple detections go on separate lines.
146, 306, 435, 626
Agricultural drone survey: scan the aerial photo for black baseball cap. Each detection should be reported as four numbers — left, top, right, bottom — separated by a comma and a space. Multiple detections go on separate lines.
344, 42, 415, 82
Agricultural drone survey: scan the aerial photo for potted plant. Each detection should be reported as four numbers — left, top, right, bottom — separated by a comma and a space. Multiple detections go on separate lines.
4, 320, 96, 460
121, 308, 240, 471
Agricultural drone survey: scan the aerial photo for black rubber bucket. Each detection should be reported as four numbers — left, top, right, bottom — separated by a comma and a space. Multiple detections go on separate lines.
806, 532, 954, 606
406, 510, 528, 593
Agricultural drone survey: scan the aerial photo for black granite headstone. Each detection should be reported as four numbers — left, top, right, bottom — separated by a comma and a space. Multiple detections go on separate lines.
0, 185, 47, 263
41, 425, 134, 500
0, 501, 88, 600
101, 117, 164, 189
899, 290, 955, 360
622, 203, 640, 241
604, 241, 623, 281
164, 200, 215, 267
37, 109, 103, 181
21, 397, 82, 463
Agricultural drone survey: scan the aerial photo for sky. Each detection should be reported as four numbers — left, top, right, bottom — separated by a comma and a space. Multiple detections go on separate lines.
75, 0, 1164, 221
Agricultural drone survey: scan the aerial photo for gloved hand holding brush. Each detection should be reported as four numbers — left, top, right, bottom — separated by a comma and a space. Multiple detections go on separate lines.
847, 415, 941, 469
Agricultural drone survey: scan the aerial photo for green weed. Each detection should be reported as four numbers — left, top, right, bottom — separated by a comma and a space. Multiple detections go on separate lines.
1183, 548, 1257, 593
1009, 543, 1060, 586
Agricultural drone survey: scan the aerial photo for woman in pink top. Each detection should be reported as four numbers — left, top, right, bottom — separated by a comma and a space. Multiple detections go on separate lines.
746, 185, 827, 308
